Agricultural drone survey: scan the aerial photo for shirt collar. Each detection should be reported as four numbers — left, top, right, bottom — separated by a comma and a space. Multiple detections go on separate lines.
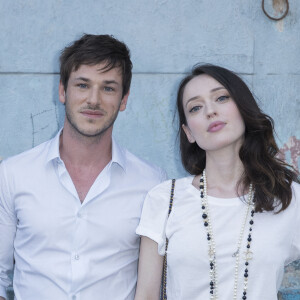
45, 129, 126, 172
111, 137, 126, 172
45, 128, 62, 164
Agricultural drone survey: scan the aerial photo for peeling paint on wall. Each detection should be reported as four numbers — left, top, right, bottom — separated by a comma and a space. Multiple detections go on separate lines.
273, 0, 287, 31
279, 136, 300, 172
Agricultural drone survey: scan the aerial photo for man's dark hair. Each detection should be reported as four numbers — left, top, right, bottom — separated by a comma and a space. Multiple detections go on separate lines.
60, 34, 132, 98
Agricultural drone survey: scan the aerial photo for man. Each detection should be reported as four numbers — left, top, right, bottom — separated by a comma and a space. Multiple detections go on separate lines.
0, 34, 166, 300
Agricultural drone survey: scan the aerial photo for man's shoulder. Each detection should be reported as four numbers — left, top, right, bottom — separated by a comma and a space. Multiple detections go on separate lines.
2, 139, 52, 169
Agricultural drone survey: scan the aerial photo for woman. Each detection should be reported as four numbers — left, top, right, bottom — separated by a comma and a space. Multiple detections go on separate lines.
134, 64, 300, 300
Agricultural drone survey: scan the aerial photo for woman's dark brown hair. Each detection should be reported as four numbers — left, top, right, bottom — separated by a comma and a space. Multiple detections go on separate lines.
177, 64, 299, 213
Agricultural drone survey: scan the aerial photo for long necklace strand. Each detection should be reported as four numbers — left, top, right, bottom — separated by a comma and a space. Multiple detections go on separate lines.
199, 170, 255, 300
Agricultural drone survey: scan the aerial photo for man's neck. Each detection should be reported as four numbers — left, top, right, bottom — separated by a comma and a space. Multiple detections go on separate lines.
59, 126, 112, 169
59, 125, 114, 203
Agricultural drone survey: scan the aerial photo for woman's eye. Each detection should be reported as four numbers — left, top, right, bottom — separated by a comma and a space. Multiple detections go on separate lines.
217, 95, 230, 102
189, 106, 202, 113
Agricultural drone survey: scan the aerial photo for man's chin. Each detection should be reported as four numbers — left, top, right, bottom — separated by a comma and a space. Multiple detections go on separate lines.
77, 129, 105, 138
72, 124, 111, 139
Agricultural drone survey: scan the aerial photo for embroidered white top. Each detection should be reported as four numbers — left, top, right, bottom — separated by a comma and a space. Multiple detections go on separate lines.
0, 130, 167, 300
136, 176, 300, 300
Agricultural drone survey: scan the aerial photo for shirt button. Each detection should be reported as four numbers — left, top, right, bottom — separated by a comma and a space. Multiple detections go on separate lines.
74, 254, 80, 260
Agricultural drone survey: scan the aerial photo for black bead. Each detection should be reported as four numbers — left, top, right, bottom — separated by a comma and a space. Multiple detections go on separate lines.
243, 291, 247, 295
248, 237, 252, 242
245, 268, 248, 273
210, 281, 214, 286
200, 178, 204, 182
202, 213, 207, 219
210, 290, 213, 294
202, 205, 205, 210
245, 262, 249, 266
247, 244, 250, 248
244, 273, 248, 277
250, 220, 254, 225
204, 222, 208, 227
243, 296, 246, 300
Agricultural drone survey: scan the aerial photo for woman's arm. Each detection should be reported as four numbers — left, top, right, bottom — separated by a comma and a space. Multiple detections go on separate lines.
134, 236, 164, 300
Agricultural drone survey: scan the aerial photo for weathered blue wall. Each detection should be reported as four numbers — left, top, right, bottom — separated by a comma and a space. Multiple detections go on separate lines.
0, 0, 299, 298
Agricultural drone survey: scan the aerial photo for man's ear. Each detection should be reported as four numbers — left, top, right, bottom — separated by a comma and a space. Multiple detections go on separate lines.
119, 90, 130, 112
59, 81, 66, 104
182, 124, 196, 143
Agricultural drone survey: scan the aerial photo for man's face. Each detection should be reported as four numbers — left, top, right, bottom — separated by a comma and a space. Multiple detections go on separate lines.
59, 63, 129, 138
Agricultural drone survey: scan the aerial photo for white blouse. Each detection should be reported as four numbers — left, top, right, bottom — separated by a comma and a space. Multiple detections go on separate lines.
136, 177, 300, 300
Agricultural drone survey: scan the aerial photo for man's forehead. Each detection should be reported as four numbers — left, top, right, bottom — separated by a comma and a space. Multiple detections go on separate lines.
73, 62, 122, 74
70, 63, 123, 79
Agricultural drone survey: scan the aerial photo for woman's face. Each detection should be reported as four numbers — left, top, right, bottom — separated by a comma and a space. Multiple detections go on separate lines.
182, 74, 245, 152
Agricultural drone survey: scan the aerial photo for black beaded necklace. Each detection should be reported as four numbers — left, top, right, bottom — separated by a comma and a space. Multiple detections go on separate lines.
199, 170, 255, 300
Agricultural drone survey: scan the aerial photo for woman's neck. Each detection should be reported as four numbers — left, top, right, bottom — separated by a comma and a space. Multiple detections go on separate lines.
193, 147, 246, 198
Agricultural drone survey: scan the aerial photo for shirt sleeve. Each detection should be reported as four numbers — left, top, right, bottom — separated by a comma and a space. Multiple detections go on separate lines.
0, 160, 17, 298
287, 182, 300, 264
136, 179, 173, 256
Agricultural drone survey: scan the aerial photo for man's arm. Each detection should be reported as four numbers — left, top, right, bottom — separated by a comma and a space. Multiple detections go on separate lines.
0, 161, 16, 300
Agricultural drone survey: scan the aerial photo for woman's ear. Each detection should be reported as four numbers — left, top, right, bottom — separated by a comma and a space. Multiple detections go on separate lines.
182, 124, 196, 143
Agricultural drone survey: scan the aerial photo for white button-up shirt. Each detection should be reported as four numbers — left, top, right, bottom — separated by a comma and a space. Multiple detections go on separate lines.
0, 130, 167, 300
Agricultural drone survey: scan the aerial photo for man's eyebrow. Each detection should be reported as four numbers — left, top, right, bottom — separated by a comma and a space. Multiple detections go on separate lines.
73, 78, 119, 85
74, 77, 90, 82
103, 80, 119, 85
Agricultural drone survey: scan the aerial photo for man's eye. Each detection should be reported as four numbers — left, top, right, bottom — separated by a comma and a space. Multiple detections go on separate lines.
189, 106, 202, 113
104, 87, 114, 92
78, 83, 88, 89
217, 95, 230, 102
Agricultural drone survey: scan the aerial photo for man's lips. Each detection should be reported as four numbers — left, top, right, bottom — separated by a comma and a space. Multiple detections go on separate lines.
207, 121, 226, 132
80, 110, 105, 118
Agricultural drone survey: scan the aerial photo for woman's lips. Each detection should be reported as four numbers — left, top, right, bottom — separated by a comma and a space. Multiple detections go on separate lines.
207, 121, 226, 132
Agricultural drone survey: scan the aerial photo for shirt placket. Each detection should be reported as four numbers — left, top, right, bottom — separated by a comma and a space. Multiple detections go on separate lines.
56, 159, 112, 298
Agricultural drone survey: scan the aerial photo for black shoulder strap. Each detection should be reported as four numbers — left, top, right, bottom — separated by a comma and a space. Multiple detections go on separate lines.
161, 179, 176, 300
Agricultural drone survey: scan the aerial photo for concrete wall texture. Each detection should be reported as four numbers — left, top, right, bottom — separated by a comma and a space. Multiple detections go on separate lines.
0, 0, 299, 298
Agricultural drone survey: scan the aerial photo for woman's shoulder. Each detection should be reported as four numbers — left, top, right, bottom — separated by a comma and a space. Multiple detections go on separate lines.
292, 181, 300, 194
147, 176, 194, 197
291, 181, 300, 206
